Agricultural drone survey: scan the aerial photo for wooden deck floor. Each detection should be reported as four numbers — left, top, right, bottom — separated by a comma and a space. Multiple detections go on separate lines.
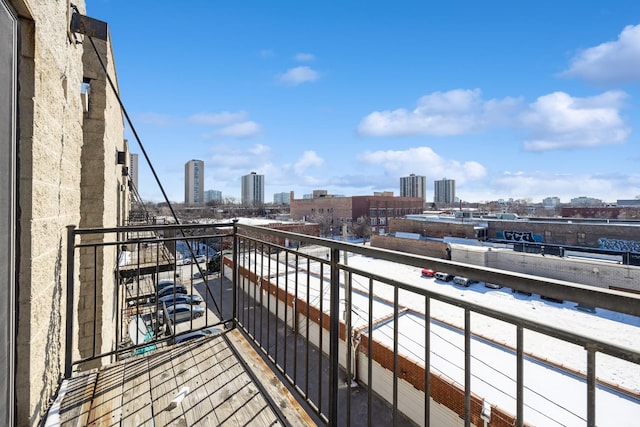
57, 329, 315, 426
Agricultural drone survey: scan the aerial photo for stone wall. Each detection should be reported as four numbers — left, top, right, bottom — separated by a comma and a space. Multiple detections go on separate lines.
15, 1, 85, 424
12, 1, 127, 424
78, 24, 126, 369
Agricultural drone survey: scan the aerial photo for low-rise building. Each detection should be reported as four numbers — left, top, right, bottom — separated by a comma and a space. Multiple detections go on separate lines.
290, 191, 424, 235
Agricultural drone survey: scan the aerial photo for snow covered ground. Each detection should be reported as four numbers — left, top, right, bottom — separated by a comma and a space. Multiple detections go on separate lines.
240, 250, 640, 426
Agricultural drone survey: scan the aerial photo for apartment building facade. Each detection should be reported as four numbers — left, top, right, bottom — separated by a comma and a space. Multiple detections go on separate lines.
241, 171, 264, 206
434, 177, 456, 205
185, 159, 204, 204
400, 173, 427, 202
2, 1, 128, 424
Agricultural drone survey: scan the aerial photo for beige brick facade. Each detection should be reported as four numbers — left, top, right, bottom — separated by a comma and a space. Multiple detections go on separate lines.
9, 1, 128, 424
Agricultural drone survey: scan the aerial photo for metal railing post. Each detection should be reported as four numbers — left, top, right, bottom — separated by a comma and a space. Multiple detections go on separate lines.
64, 225, 76, 378
329, 248, 340, 426
232, 220, 239, 327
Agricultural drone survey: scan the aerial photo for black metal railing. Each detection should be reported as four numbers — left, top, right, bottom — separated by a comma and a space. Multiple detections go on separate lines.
64, 222, 235, 374
64, 221, 640, 427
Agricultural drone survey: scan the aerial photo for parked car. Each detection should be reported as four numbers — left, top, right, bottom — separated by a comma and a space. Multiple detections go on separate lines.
157, 285, 188, 298
156, 280, 181, 290
173, 327, 221, 344
158, 294, 203, 307
453, 276, 477, 287
484, 282, 502, 289
160, 303, 204, 323
421, 268, 435, 277
434, 272, 453, 282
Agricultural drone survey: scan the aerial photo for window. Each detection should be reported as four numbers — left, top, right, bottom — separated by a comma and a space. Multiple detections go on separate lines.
577, 232, 586, 245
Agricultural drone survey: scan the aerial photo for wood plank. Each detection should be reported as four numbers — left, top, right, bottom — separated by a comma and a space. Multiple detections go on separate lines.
171, 338, 220, 426
195, 336, 244, 426
226, 329, 317, 426
58, 372, 97, 427
214, 344, 277, 426
120, 356, 153, 426
147, 346, 185, 426
87, 361, 125, 426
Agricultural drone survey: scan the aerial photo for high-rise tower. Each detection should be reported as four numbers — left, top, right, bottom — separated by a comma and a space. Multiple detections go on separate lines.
185, 159, 204, 204
241, 172, 264, 206
400, 174, 426, 202
434, 178, 455, 205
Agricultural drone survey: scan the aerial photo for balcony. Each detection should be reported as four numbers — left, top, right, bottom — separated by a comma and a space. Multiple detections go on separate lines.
46, 222, 640, 426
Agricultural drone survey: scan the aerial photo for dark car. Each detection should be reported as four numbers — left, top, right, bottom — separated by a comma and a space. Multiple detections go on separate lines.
157, 285, 188, 298
453, 276, 478, 287
156, 280, 182, 290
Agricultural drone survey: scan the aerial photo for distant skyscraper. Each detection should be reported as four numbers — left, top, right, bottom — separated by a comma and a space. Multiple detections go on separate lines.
400, 174, 426, 202
434, 178, 455, 205
204, 190, 222, 203
185, 159, 204, 204
129, 153, 139, 190
241, 172, 264, 206
273, 192, 290, 205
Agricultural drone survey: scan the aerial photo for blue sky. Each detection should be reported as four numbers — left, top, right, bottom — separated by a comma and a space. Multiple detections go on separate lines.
88, 1, 640, 204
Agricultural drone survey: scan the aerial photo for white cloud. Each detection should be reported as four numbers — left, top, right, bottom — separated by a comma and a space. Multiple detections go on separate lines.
488, 171, 636, 203
358, 147, 487, 185
560, 24, 640, 84
519, 91, 630, 151
249, 144, 270, 156
187, 111, 248, 126
278, 66, 320, 86
357, 89, 521, 136
216, 121, 262, 138
135, 112, 176, 126
293, 150, 324, 175
294, 53, 315, 62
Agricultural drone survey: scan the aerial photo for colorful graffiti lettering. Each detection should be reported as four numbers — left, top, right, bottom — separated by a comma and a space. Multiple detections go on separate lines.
598, 238, 640, 254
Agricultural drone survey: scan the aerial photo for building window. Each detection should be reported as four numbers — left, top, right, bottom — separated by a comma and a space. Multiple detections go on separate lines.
577, 232, 586, 244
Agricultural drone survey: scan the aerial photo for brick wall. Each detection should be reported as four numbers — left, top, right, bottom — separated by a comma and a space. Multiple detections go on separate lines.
371, 234, 449, 259
487, 220, 640, 248
390, 218, 477, 239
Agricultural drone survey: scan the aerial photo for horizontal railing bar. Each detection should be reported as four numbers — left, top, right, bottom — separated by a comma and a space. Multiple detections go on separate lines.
72, 221, 236, 235
73, 232, 234, 250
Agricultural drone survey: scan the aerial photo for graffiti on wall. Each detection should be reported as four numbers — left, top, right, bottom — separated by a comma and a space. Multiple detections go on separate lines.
496, 230, 542, 243
598, 238, 640, 254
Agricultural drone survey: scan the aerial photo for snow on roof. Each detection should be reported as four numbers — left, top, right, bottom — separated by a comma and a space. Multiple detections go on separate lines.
246, 250, 640, 426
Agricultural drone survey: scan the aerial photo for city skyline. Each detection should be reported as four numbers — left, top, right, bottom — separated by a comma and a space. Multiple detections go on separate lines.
90, 1, 640, 204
